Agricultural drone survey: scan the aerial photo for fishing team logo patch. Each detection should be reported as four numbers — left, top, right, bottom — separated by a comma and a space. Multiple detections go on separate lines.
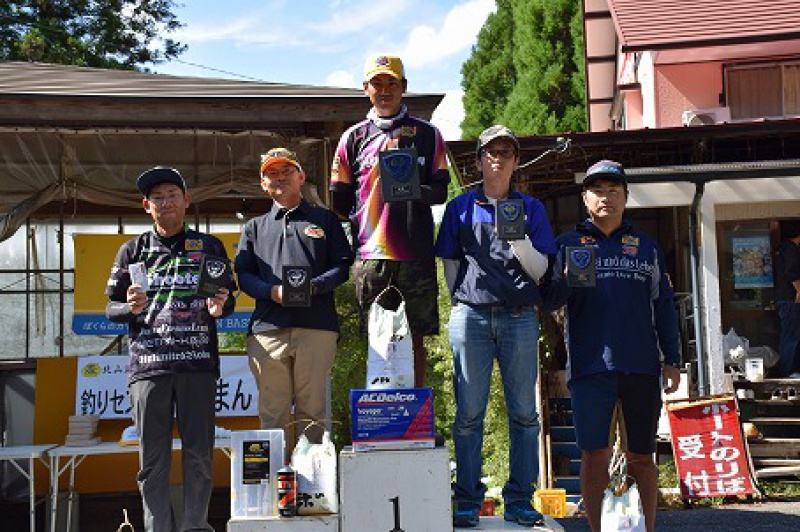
185, 239, 203, 251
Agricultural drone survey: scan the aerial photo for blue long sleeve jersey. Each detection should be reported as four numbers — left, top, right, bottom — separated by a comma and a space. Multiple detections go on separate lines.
541, 219, 681, 380
435, 186, 556, 308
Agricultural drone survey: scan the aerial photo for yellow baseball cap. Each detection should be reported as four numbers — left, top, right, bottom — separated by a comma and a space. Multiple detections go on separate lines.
364, 54, 405, 82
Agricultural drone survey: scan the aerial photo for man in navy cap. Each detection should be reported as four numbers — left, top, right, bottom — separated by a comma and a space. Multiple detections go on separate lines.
106, 166, 236, 531
542, 160, 681, 532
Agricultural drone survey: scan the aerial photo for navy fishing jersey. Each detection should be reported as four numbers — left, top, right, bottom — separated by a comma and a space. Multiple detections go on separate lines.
543, 219, 680, 380
106, 228, 236, 384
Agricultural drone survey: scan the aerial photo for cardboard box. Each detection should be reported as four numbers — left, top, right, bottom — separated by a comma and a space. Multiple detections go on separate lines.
350, 388, 434, 451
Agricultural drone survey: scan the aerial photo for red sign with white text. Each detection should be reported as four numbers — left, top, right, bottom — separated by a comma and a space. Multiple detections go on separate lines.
667, 395, 756, 499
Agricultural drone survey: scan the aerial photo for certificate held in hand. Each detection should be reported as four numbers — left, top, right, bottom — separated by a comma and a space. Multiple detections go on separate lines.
379, 147, 420, 202
196, 255, 231, 298
282, 265, 312, 307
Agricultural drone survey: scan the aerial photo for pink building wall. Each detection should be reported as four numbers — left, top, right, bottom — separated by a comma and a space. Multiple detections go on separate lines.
653, 62, 725, 127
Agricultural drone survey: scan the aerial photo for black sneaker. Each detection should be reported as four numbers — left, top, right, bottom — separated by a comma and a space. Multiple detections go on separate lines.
453, 505, 479, 528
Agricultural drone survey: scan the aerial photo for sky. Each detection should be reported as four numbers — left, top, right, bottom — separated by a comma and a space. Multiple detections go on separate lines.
152, 0, 496, 140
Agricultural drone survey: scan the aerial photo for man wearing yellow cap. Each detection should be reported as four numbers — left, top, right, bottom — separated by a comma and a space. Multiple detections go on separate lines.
330, 54, 450, 387
235, 148, 353, 457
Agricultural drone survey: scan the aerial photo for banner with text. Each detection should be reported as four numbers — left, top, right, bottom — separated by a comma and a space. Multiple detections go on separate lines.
75, 355, 257, 418
667, 395, 757, 499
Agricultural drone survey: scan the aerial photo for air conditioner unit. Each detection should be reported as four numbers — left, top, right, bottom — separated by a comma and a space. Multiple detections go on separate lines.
682, 107, 731, 126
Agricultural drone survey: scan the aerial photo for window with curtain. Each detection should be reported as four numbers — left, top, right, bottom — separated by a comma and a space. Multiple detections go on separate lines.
727, 62, 800, 119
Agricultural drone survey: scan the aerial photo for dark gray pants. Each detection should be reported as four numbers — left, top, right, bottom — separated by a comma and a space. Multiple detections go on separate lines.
130, 372, 217, 532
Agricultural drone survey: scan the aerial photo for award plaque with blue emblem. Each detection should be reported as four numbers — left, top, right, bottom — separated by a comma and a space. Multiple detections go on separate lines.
566, 246, 596, 287
496, 199, 525, 240
379, 147, 420, 202
282, 265, 312, 307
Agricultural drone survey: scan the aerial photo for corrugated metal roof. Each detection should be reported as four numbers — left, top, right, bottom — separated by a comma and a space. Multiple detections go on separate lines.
0, 61, 367, 99
608, 0, 800, 52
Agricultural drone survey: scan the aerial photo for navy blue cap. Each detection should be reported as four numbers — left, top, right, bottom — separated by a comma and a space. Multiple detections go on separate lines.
583, 159, 627, 188
136, 167, 186, 197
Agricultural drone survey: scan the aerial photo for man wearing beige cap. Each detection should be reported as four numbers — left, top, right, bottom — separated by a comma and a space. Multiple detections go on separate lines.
330, 54, 450, 387
235, 148, 353, 456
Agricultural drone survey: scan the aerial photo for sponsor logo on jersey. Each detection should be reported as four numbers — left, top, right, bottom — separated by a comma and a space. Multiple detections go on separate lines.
185, 239, 203, 251
304, 225, 325, 239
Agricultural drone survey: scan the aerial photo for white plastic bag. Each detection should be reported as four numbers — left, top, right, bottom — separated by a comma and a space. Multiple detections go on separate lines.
291, 431, 338, 515
600, 478, 646, 532
723, 327, 750, 364
366, 287, 414, 389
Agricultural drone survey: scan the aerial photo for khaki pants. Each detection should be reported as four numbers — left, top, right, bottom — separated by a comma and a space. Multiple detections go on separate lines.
247, 328, 337, 458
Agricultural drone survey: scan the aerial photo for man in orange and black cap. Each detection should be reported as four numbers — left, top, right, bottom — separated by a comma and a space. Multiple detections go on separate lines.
235, 148, 353, 458
330, 54, 450, 387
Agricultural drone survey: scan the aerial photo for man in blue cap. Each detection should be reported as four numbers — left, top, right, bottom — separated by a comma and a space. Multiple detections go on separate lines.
106, 166, 236, 531
542, 159, 681, 532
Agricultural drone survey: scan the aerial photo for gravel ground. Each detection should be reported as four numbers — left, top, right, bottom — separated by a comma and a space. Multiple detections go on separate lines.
558, 496, 800, 531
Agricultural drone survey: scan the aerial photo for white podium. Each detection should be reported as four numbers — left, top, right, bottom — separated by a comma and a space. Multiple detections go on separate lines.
227, 515, 339, 532
339, 446, 451, 532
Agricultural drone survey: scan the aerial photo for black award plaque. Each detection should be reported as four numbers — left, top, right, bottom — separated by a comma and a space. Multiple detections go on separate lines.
496, 199, 525, 240
196, 255, 231, 298
379, 147, 421, 202
566, 246, 596, 287
282, 265, 312, 307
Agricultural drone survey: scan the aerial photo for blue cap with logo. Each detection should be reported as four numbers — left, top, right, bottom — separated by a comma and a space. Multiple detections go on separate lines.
583, 159, 627, 188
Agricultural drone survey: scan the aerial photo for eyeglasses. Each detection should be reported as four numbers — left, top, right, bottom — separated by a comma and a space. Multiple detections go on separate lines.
482, 148, 516, 159
262, 166, 297, 179
148, 195, 180, 207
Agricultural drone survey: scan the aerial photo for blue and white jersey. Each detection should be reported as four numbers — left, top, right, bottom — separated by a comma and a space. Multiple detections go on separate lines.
435, 186, 556, 308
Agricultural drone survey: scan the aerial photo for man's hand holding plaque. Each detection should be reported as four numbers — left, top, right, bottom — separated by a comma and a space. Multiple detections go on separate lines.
566, 246, 596, 287
496, 199, 525, 240
197, 255, 232, 298
282, 265, 312, 307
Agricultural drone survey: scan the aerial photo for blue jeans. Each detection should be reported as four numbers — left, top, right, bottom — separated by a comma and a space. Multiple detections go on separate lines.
777, 300, 800, 375
449, 303, 540, 508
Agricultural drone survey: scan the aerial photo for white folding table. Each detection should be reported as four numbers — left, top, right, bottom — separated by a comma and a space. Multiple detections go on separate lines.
0, 444, 58, 532
48, 438, 231, 532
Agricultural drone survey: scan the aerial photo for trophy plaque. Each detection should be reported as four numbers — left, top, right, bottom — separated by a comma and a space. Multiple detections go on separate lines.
282, 265, 312, 307
379, 147, 421, 202
196, 255, 231, 298
496, 199, 525, 240
566, 246, 596, 287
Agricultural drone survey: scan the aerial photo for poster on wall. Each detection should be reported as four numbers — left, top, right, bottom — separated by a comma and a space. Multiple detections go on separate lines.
75, 355, 257, 418
732, 235, 773, 289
